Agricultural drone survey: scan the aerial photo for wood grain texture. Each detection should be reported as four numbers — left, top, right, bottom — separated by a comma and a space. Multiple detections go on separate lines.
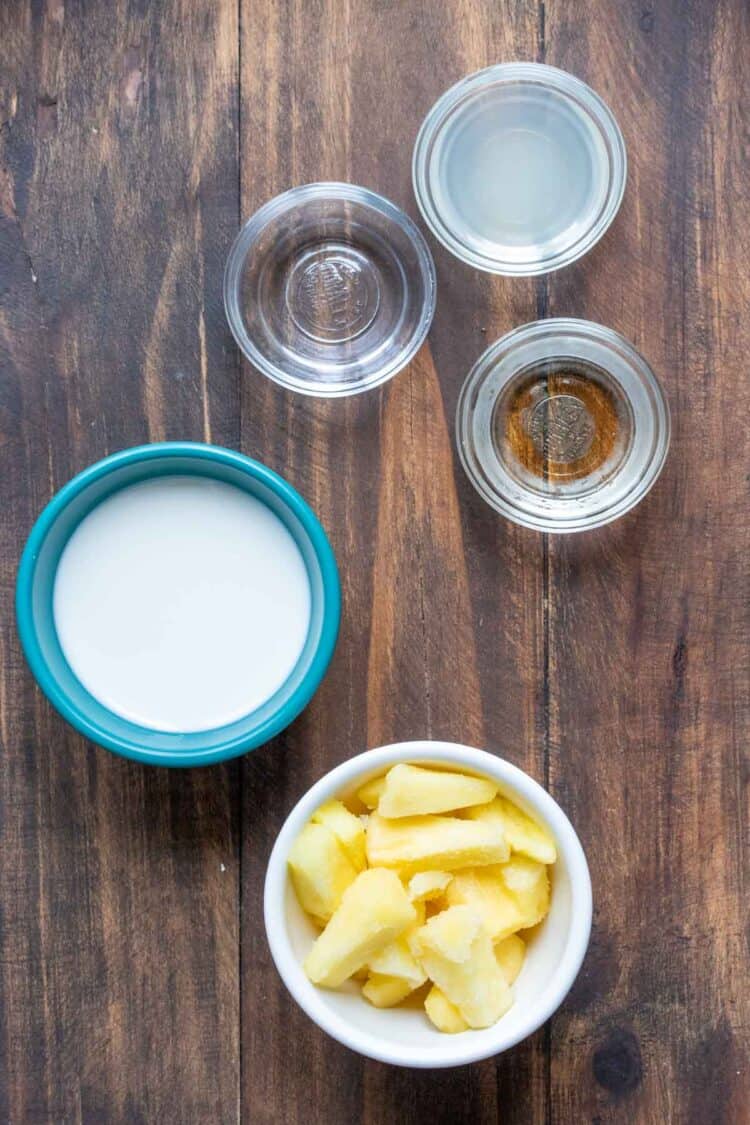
541, 2, 750, 1122
1, 0, 748, 1122
0, 1, 240, 1121
239, 3, 550, 1123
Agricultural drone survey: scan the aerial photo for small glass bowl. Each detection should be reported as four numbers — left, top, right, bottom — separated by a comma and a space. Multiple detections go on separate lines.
456, 320, 670, 533
224, 183, 437, 397
413, 63, 627, 276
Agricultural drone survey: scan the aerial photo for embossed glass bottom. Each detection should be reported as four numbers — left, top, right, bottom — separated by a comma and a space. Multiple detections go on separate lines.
491, 359, 633, 496
284, 243, 381, 344
224, 184, 436, 397
457, 320, 670, 533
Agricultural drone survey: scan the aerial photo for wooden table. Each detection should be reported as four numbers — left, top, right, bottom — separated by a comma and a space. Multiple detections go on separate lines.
1, 2, 747, 1121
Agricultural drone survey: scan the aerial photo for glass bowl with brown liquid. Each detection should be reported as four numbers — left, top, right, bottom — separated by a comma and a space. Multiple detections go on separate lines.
456, 320, 670, 532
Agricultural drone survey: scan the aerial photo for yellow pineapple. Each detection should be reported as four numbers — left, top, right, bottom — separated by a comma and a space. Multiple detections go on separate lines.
368, 898, 426, 988
304, 868, 415, 988
362, 973, 414, 1008
356, 776, 386, 809
368, 936, 426, 990
465, 796, 556, 864
412, 906, 513, 1029
444, 868, 526, 940
407, 870, 453, 902
495, 934, 525, 984
378, 763, 497, 818
366, 811, 508, 875
311, 799, 367, 870
499, 856, 550, 928
287, 822, 359, 923
424, 985, 468, 1033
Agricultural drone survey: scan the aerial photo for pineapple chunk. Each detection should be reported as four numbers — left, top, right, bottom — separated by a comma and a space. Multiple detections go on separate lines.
312, 799, 367, 870
369, 897, 426, 986
495, 934, 525, 984
407, 870, 453, 902
412, 906, 513, 1029
356, 776, 386, 809
362, 973, 414, 1008
368, 936, 427, 989
424, 985, 469, 1033
288, 822, 359, 922
416, 901, 482, 960
304, 868, 415, 988
466, 796, 556, 864
444, 869, 526, 940
498, 856, 550, 928
378, 764, 497, 818
366, 811, 508, 875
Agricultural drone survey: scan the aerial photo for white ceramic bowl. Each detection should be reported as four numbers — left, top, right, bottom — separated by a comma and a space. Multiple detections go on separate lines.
264, 740, 592, 1068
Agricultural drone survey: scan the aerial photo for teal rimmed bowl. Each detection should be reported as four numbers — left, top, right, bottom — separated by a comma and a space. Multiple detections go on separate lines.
16, 443, 341, 767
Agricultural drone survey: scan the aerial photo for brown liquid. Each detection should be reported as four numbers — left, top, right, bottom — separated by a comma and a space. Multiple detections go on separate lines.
498, 365, 621, 483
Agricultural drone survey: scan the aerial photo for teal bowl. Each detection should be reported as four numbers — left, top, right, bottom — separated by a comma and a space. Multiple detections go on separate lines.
16, 443, 341, 767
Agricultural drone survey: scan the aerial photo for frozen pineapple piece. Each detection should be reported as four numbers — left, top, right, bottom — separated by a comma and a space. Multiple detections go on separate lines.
424, 985, 469, 1033
362, 973, 414, 1008
499, 856, 550, 929
495, 934, 525, 984
465, 796, 556, 865
288, 822, 359, 922
413, 906, 513, 1029
366, 811, 508, 875
444, 868, 526, 940
304, 868, 415, 988
407, 870, 453, 902
415, 902, 482, 960
356, 776, 386, 809
311, 799, 367, 870
369, 896, 426, 986
378, 764, 497, 818
369, 936, 427, 989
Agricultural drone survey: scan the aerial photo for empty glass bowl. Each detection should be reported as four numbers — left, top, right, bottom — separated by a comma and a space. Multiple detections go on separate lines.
224, 183, 437, 397
456, 320, 670, 532
413, 63, 627, 276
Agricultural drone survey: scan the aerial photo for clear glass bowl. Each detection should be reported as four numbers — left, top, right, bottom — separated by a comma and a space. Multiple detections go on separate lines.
413, 63, 627, 276
456, 320, 670, 532
224, 183, 437, 397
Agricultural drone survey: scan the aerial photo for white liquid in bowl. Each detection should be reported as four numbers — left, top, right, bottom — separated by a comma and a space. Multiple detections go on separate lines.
53, 476, 312, 732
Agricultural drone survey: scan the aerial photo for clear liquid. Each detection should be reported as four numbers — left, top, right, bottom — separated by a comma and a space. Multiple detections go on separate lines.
432, 84, 609, 264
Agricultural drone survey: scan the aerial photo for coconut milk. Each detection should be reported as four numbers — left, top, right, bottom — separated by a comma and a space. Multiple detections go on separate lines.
53, 476, 312, 732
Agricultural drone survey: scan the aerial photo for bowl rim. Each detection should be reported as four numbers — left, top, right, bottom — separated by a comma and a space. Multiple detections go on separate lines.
264, 739, 592, 1068
15, 441, 341, 767
455, 317, 671, 533
223, 181, 437, 398
412, 61, 627, 277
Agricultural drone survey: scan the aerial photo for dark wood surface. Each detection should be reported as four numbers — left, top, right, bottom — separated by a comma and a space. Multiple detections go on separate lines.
1, 1, 747, 1122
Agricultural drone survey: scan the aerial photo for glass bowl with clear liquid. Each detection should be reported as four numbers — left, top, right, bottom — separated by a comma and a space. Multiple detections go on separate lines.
413, 63, 627, 275
224, 183, 436, 397
457, 320, 670, 532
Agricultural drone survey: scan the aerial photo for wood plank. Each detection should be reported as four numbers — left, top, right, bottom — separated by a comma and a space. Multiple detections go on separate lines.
0, 2, 240, 1120
544, 1, 750, 1121
2, 1, 746, 1120
239, 2, 550, 1122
